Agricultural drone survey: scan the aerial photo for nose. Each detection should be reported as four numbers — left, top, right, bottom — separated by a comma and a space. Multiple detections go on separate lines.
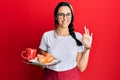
63, 15, 67, 20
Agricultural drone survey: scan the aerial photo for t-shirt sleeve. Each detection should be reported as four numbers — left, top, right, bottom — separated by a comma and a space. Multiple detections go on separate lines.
39, 33, 47, 51
77, 45, 84, 52
76, 32, 84, 52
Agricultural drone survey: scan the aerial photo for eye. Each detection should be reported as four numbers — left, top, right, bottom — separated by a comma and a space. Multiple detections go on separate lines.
58, 13, 64, 16
66, 13, 71, 16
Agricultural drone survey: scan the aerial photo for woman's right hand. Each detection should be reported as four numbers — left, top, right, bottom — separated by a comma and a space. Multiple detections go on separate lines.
22, 59, 32, 65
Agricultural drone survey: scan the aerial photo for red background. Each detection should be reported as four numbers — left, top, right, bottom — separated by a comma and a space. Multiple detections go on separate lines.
0, 0, 120, 80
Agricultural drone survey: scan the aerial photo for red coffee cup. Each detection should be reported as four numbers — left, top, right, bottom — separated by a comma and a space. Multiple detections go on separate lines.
21, 48, 37, 61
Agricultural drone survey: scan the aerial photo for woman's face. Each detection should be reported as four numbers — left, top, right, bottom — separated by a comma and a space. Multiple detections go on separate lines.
57, 6, 72, 28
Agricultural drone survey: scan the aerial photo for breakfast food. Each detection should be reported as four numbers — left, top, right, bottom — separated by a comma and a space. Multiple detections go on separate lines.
37, 52, 54, 64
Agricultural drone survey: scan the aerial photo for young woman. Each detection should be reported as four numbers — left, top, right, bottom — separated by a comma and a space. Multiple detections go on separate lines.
39, 2, 93, 80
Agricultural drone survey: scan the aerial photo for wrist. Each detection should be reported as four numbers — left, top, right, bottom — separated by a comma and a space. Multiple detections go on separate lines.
85, 46, 91, 50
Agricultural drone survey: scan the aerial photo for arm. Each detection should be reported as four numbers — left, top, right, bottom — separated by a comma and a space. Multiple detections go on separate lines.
76, 49, 90, 72
77, 26, 93, 72
39, 49, 47, 55
35, 49, 47, 69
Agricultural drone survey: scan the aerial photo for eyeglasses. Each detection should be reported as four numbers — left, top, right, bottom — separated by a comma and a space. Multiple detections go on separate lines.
57, 13, 72, 19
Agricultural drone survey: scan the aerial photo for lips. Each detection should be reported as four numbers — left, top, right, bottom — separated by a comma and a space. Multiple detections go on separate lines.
62, 21, 69, 24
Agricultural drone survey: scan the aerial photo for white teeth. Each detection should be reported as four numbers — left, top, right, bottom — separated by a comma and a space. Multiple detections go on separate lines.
62, 21, 67, 23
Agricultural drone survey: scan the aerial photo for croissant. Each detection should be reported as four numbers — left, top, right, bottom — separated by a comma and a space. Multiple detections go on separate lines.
37, 53, 54, 63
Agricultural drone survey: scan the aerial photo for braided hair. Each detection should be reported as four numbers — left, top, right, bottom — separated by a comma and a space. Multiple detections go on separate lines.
54, 2, 82, 46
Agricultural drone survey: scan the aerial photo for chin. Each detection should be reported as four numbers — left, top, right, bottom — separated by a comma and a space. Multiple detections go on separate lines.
60, 23, 70, 27
58, 22, 70, 28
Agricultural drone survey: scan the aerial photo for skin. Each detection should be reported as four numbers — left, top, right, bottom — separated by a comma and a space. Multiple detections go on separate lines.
57, 6, 71, 28
55, 6, 71, 36
40, 6, 93, 72
77, 26, 93, 72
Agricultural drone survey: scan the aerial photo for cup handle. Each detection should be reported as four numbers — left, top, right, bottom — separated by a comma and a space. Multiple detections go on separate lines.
21, 51, 27, 60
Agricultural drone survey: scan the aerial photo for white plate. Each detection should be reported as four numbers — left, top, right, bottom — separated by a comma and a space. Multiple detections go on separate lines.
29, 57, 61, 66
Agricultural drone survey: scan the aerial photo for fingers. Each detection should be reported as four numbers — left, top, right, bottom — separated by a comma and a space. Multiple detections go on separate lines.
84, 26, 92, 36
84, 26, 87, 35
91, 33, 93, 37
87, 28, 89, 35
22, 60, 32, 64
84, 26, 89, 35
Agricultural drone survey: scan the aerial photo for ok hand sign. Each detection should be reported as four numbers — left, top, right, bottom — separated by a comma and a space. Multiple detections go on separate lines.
82, 26, 93, 48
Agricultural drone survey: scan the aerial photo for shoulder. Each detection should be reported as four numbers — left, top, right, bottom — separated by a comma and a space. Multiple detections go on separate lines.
43, 30, 54, 36
75, 32, 83, 39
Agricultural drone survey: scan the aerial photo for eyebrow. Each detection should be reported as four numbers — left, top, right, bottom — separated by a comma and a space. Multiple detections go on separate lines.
57, 12, 71, 14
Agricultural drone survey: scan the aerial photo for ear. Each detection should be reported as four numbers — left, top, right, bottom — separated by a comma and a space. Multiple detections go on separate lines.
55, 16, 58, 20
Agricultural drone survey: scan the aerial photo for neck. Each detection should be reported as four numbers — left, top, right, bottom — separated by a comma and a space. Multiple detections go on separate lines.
55, 26, 69, 36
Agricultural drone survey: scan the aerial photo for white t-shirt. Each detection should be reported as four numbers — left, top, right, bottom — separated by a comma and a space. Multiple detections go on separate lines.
39, 30, 84, 71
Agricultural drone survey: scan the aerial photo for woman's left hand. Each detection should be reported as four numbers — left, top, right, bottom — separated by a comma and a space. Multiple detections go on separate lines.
82, 26, 93, 48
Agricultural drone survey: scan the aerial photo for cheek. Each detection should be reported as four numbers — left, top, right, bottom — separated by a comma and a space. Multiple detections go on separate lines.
57, 18, 72, 25
67, 19, 72, 24
69, 19, 72, 23
57, 19, 62, 23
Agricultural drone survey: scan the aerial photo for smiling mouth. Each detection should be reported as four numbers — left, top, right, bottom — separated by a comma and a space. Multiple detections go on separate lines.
62, 21, 68, 24
63, 22, 67, 24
